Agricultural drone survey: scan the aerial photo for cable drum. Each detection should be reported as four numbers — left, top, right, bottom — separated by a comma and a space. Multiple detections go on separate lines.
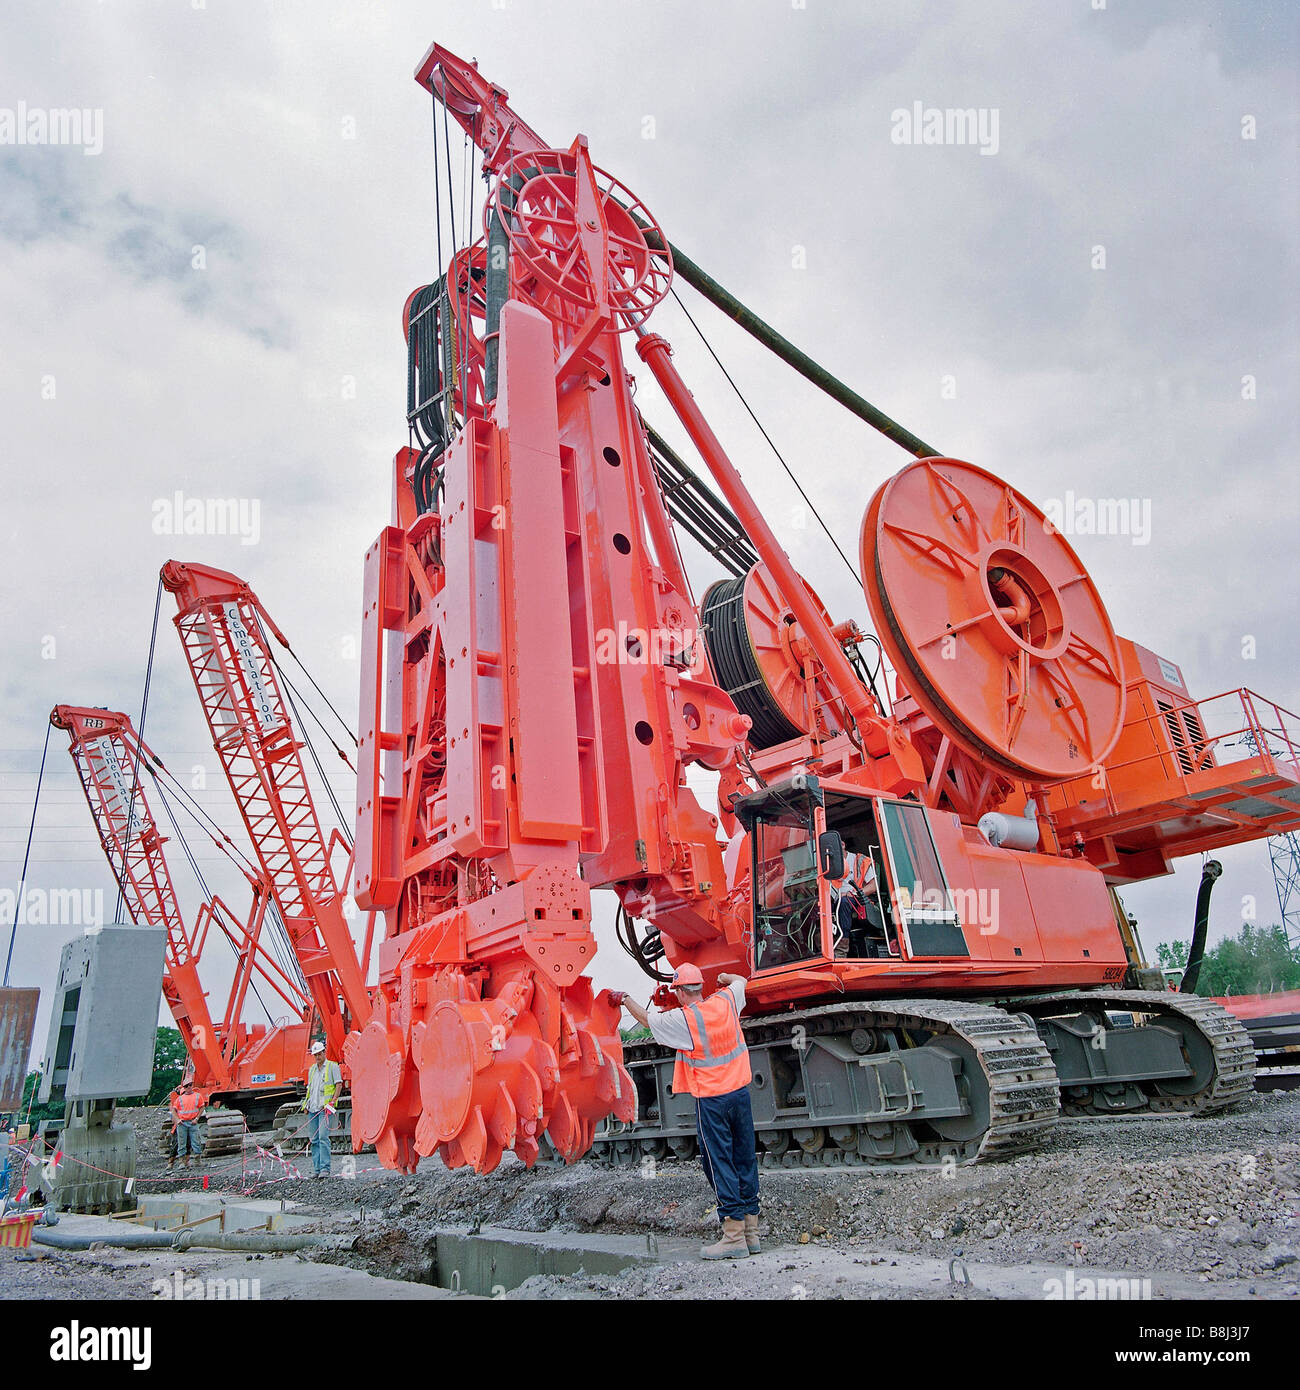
861, 458, 1126, 782
701, 576, 803, 749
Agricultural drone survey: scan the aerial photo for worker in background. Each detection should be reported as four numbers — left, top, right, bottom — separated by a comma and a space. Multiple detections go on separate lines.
300, 1040, 342, 1179
169, 1080, 204, 1171
619, 964, 760, 1259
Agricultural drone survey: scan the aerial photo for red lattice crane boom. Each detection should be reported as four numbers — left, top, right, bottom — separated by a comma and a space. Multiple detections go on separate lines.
160, 562, 373, 1061
51, 705, 314, 1107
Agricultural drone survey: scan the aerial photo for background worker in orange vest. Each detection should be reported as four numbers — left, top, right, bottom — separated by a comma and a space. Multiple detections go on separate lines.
620, 964, 760, 1260
168, 1080, 205, 1171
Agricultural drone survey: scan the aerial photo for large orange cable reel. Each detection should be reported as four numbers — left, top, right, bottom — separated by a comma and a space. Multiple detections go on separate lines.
861, 458, 1125, 783
702, 564, 852, 749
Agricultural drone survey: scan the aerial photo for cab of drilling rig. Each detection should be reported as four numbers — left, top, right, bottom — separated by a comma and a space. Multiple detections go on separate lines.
735, 775, 970, 974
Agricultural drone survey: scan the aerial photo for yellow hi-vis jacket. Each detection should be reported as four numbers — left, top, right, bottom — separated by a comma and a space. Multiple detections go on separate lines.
305, 1060, 342, 1112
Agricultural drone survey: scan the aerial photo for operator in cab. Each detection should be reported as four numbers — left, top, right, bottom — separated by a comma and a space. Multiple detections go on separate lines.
620, 964, 760, 1259
833, 853, 890, 958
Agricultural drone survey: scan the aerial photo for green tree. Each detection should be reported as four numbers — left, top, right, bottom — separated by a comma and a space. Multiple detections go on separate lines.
1192, 923, 1300, 998
14, 1070, 63, 1127
1157, 939, 1189, 974
122, 1026, 187, 1105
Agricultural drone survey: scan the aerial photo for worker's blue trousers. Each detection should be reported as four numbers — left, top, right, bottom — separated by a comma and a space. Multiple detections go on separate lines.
695, 1086, 760, 1222
307, 1109, 332, 1175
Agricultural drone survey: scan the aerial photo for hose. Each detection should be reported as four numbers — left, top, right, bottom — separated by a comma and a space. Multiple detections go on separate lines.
701, 576, 801, 749
174, 1231, 333, 1253
406, 279, 449, 471
1181, 859, 1222, 994
615, 904, 673, 984
33, 1227, 335, 1253
34, 1229, 177, 1250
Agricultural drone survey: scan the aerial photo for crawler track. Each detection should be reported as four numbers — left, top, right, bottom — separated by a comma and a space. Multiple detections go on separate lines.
593, 991, 1256, 1170
594, 997, 1058, 1169
1009, 990, 1256, 1117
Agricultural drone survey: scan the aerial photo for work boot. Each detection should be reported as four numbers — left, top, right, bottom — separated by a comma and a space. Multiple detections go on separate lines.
701, 1218, 750, 1260
744, 1213, 761, 1254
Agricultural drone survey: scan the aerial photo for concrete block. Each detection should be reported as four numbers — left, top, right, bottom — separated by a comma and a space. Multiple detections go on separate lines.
39, 924, 166, 1104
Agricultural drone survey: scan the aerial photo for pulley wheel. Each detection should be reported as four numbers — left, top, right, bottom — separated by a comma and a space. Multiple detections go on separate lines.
702, 565, 846, 749
486, 149, 672, 330
860, 458, 1125, 781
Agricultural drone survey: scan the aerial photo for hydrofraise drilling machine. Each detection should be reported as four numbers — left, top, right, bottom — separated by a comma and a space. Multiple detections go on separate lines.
345, 44, 1300, 1174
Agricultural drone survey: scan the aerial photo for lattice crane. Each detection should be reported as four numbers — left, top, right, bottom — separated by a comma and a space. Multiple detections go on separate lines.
160, 563, 373, 1065
52, 705, 315, 1126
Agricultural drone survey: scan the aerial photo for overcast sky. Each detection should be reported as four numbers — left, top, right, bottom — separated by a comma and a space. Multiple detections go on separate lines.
2, 1, 1296, 1064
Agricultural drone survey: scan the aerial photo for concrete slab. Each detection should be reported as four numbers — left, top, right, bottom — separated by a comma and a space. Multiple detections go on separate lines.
31, 1211, 118, 1239
431, 1224, 697, 1296
125, 1191, 315, 1233
203, 1257, 467, 1299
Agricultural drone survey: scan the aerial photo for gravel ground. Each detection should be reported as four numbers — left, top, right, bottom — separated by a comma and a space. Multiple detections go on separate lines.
5, 1089, 1296, 1300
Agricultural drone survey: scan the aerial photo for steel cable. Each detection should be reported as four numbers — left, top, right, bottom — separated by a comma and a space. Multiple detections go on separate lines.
116, 577, 165, 925
669, 288, 863, 591
3, 721, 51, 985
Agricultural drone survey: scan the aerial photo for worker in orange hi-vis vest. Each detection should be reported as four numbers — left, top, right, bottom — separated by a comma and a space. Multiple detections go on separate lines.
169, 1080, 205, 1171
620, 964, 760, 1259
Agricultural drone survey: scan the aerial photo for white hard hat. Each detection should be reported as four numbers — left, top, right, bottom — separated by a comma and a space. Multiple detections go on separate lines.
310, 1041, 326, 1055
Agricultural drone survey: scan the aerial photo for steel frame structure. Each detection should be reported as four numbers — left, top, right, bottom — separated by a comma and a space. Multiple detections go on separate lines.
160, 564, 373, 1064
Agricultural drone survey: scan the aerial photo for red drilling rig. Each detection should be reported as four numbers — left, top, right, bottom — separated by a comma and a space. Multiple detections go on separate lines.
345, 43, 1300, 1175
